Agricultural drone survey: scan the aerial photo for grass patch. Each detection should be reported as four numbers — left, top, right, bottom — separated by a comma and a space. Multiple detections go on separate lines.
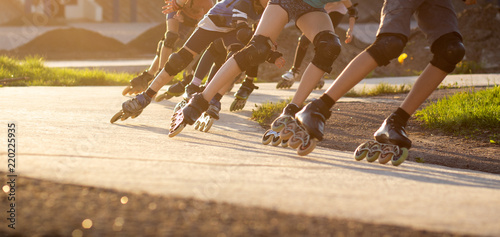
345, 83, 412, 97
251, 99, 291, 126
0, 55, 134, 86
415, 86, 500, 142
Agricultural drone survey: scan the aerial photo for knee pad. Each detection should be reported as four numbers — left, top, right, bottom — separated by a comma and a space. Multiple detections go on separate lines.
156, 38, 164, 56
366, 34, 407, 66
164, 31, 179, 49
233, 35, 273, 71
430, 32, 465, 73
298, 34, 311, 50
164, 48, 194, 76
311, 31, 341, 73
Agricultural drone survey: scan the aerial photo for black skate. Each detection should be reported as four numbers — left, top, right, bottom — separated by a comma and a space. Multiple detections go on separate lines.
155, 75, 193, 102
169, 93, 209, 137
173, 83, 201, 115
276, 69, 299, 89
194, 99, 221, 132
122, 71, 154, 96
230, 79, 259, 112
354, 113, 411, 166
110, 93, 151, 123
295, 99, 331, 141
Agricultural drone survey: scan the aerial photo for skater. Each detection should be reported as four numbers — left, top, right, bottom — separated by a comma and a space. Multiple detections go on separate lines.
169, 0, 346, 157
278, 0, 358, 90
295, 0, 477, 165
111, 0, 268, 123
122, 0, 213, 96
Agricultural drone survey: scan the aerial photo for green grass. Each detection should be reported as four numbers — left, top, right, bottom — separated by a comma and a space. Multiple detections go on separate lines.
415, 86, 500, 142
344, 83, 412, 97
0, 55, 133, 86
251, 99, 290, 126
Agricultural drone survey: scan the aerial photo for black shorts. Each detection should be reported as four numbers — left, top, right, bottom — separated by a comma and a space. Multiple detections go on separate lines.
183, 28, 240, 55
269, 0, 326, 22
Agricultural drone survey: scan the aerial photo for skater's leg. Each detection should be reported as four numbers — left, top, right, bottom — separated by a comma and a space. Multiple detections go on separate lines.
292, 34, 310, 72
157, 17, 180, 72
201, 4, 289, 102
291, 11, 340, 106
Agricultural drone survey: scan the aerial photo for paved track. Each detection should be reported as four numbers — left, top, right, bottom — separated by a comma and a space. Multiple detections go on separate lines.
1, 76, 499, 236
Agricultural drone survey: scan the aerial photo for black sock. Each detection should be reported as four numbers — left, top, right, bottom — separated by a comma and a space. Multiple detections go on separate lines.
319, 94, 335, 109
394, 107, 411, 122
145, 88, 157, 98
214, 93, 223, 102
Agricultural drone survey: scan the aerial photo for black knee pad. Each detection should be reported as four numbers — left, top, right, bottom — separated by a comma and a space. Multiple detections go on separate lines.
430, 32, 465, 73
164, 31, 179, 49
366, 34, 407, 66
246, 65, 258, 78
156, 38, 164, 56
164, 48, 194, 76
233, 35, 273, 71
311, 31, 341, 73
298, 34, 311, 50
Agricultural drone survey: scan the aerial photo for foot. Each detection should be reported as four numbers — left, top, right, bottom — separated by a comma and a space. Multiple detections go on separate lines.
206, 98, 221, 120
295, 99, 331, 141
235, 79, 259, 100
181, 93, 209, 125
122, 93, 152, 116
374, 113, 412, 149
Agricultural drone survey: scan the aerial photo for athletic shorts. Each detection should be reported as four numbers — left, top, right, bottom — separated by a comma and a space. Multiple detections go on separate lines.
184, 27, 240, 55
269, 0, 326, 22
377, 0, 461, 44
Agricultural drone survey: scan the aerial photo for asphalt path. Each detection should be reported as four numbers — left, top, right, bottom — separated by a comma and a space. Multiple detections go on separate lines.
1, 75, 500, 236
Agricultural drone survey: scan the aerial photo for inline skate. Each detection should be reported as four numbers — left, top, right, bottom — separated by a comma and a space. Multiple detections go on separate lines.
354, 113, 411, 166
155, 75, 194, 102
122, 71, 154, 96
230, 78, 258, 112
110, 93, 151, 123
169, 93, 209, 137
276, 69, 299, 89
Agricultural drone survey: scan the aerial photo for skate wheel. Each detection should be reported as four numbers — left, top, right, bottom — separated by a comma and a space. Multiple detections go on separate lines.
366, 151, 380, 163
262, 130, 274, 145
354, 142, 370, 161
288, 136, 302, 149
297, 139, 317, 156
194, 120, 201, 130
154, 93, 166, 102
122, 86, 132, 96
130, 110, 142, 119
378, 153, 393, 164
391, 147, 409, 166
199, 122, 206, 132
271, 134, 282, 146
168, 123, 185, 138
281, 139, 289, 148
280, 122, 296, 140
120, 113, 130, 121
110, 110, 123, 123
203, 118, 214, 132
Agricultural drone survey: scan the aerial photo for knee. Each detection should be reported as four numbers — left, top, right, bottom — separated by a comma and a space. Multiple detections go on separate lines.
208, 39, 228, 65
311, 30, 341, 73
233, 35, 273, 71
430, 32, 465, 73
164, 48, 194, 76
164, 31, 179, 49
366, 34, 407, 66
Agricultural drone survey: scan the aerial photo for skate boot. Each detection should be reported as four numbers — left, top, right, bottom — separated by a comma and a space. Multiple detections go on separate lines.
262, 103, 301, 150
110, 93, 152, 123
173, 83, 201, 114
169, 93, 209, 137
354, 113, 411, 166
230, 79, 259, 112
155, 75, 193, 102
122, 71, 154, 96
276, 68, 299, 89
194, 98, 220, 132
295, 99, 331, 141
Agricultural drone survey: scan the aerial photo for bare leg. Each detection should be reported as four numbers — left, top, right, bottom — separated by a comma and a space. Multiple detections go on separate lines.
400, 64, 447, 115
324, 51, 378, 101
201, 5, 289, 102
292, 11, 334, 105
